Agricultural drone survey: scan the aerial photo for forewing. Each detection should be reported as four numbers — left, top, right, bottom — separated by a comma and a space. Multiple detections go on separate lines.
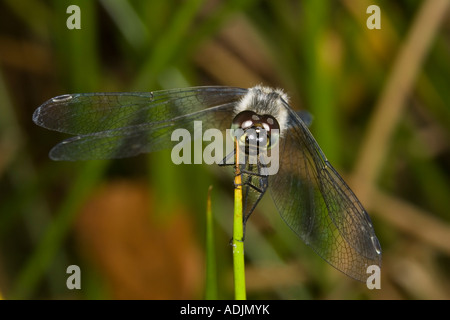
32, 87, 247, 160
269, 105, 381, 281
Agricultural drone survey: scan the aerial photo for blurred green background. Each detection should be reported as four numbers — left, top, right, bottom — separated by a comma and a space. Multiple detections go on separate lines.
0, 0, 449, 299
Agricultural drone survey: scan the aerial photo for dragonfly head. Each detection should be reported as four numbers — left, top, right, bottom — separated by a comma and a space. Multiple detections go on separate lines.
231, 110, 280, 155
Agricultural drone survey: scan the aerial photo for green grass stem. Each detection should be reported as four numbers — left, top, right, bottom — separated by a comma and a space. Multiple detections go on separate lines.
232, 140, 246, 300
205, 185, 218, 300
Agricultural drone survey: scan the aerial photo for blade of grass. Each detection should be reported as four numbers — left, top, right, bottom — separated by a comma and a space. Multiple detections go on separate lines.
205, 185, 217, 300
301, 0, 340, 164
353, 0, 450, 201
10, 160, 108, 299
52, 0, 100, 91
0, 69, 72, 297
184, 0, 258, 56
132, 0, 206, 90
232, 139, 246, 300
3, 0, 51, 40
99, 0, 149, 50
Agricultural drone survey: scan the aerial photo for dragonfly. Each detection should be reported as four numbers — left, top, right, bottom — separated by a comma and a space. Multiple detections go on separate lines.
33, 85, 382, 282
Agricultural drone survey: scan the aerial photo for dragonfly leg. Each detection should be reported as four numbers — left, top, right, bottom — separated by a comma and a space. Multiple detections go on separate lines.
218, 149, 236, 166
240, 165, 268, 241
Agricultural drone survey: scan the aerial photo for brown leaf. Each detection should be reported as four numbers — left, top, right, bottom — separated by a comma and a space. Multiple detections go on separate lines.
75, 180, 204, 299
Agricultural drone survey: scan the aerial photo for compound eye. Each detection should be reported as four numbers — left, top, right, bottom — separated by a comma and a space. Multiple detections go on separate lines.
260, 115, 280, 131
260, 115, 280, 148
232, 111, 258, 130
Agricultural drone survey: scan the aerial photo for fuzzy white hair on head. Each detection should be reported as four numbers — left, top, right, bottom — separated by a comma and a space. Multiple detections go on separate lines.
234, 85, 290, 136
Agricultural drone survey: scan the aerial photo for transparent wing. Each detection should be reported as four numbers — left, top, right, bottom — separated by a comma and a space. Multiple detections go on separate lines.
269, 103, 381, 282
32, 86, 247, 160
